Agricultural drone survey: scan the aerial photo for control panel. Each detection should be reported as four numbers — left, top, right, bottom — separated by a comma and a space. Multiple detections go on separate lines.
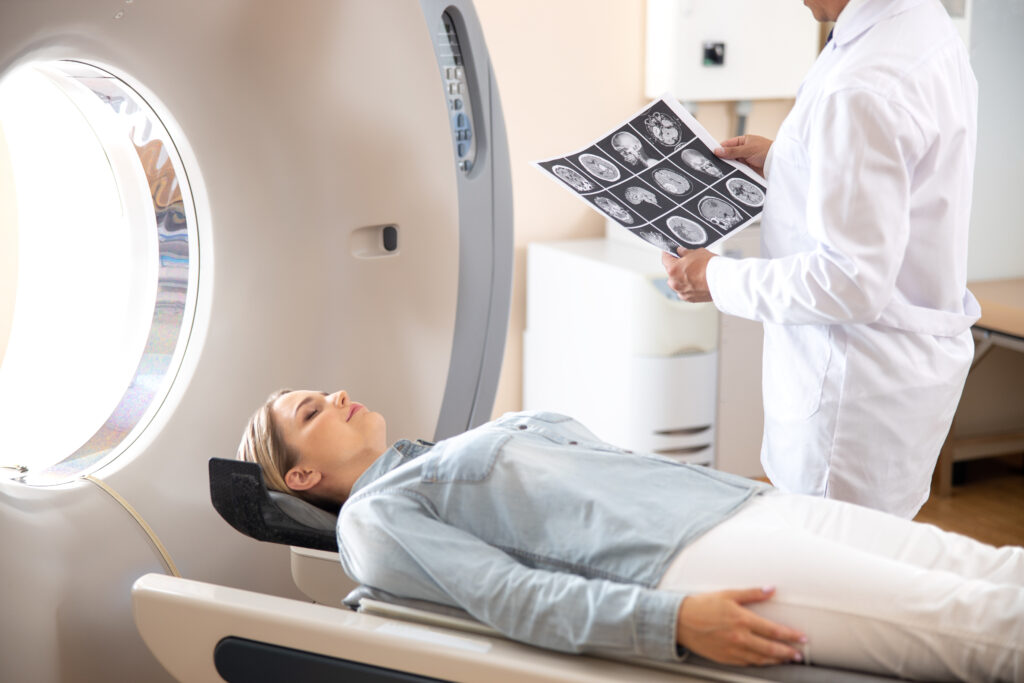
436, 11, 476, 173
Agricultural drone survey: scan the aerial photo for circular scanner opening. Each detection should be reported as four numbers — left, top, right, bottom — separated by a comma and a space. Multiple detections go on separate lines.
0, 61, 197, 485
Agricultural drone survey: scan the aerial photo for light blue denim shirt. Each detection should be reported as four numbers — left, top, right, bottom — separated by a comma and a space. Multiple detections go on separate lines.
337, 411, 768, 662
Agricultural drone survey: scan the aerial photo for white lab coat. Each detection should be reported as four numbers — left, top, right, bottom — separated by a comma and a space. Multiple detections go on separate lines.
706, 0, 980, 518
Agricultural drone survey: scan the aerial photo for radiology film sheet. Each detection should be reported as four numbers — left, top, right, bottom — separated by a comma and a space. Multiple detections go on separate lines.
535, 96, 766, 253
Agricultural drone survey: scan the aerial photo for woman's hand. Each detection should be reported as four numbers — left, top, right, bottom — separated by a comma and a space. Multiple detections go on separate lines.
714, 135, 773, 177
676, 587, 805, 666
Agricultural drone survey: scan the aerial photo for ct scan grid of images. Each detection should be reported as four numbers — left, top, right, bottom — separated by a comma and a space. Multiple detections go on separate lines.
535, 96, 767, 253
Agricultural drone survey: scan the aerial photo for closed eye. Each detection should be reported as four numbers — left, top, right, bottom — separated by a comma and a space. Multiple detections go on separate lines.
305, 409, 319, 422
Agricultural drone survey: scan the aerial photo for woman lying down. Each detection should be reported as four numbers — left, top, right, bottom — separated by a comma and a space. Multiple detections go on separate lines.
238, 388, 1024, 682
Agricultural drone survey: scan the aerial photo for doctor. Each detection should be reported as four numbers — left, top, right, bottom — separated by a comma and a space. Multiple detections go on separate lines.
662, 0, 979, 518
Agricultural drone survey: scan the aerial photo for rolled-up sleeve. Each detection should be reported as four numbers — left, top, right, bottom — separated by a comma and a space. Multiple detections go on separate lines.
338, 493, 685, 662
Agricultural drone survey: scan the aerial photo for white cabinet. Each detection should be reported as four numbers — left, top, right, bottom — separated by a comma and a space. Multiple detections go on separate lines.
524, 238, 719, 465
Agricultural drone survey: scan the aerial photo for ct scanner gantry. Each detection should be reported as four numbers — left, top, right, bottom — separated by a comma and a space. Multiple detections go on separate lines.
0, 1, 510, 681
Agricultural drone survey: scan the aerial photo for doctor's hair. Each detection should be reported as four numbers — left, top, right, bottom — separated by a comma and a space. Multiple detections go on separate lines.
237, 388, 297, 495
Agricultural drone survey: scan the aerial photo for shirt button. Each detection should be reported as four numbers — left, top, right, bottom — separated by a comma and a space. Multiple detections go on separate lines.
518, 424, 527, 430
568, 441, 578, 445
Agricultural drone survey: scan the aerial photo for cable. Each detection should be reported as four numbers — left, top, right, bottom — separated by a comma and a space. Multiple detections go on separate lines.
84, 474, 181, 577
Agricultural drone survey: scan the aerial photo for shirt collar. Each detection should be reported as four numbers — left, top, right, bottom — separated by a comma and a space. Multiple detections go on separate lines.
831, 0, 931, 47
347, 439, 432, 498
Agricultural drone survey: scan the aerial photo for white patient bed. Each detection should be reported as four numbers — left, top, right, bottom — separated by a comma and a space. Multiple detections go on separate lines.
134, 571, 748, 683
128, 458, 899, 682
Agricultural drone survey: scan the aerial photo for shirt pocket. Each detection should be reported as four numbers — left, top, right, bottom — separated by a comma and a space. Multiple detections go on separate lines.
503, 411, 622, 451
420, 431, 510, 484
762, 322, 831, 421
768, 133, 809, 175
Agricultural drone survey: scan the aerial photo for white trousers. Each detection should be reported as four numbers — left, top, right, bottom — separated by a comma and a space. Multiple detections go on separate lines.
658, 492, 1024, 682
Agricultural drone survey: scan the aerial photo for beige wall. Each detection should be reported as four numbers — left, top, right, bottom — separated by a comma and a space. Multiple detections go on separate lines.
0, 122, 16, 368
474, 0, 793, 416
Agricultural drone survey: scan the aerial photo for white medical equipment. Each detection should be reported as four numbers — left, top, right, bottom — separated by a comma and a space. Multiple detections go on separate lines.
524, 237, 720, 465
0, 0, 510, 680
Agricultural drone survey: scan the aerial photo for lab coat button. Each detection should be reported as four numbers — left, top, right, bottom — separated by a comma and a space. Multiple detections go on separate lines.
568, 441, 578, 445
517, 424, 527, 430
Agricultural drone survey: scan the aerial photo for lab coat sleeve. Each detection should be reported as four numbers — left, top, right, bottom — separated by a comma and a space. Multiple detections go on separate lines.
707, 88, 922, 325
337, 492, 686, 662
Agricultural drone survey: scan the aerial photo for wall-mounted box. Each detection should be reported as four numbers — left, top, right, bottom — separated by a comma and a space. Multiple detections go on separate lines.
645, 0, 820, 101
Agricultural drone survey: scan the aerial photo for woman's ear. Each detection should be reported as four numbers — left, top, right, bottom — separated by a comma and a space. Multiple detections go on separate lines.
285, 465, 322, 492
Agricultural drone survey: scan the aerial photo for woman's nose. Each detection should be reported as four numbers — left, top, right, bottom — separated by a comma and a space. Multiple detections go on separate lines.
329, 390, 348, 408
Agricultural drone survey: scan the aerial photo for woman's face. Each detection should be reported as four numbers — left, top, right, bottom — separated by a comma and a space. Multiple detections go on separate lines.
271, 389, 387, 502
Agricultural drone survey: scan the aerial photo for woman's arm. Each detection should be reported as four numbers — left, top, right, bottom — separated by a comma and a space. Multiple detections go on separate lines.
338, 493, 684, 662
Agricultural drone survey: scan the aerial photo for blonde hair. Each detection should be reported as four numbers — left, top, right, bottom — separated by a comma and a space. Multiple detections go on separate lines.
237, 388, 296, 494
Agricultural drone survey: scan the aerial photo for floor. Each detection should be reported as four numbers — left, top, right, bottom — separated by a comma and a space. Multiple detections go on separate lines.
915, 455, 1024, 548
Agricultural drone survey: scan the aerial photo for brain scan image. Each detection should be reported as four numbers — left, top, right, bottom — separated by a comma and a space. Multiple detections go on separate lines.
665, 216, 708, 245
652, 168, 691, 196
698, 196, 742, 229
637, 229, 674, 252
726, 177, 765, 207
578, 153, 620, 182
623, 185, 660, 207
595, 197, 633, 224
644, 111, 682, 147
680, 149, 724, 178
552, 165, 594, 192
611, 131, 655, 168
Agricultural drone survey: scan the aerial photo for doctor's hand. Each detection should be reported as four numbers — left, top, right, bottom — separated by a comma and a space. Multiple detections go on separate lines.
676, 587, 806, 666
714, 135, 773, 177
662, 248, 715, 303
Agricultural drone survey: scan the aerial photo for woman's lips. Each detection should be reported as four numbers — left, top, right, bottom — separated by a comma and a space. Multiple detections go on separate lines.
348, 404, 363, 421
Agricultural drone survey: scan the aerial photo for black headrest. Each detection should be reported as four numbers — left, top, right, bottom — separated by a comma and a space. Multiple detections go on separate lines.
208, 457, 339, 552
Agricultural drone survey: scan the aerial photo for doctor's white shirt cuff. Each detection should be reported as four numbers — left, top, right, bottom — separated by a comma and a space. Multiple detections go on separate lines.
706, 255, 748, 320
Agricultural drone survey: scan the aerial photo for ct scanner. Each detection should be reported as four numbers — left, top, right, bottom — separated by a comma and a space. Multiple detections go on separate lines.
0, 0, 510, 680
0, 2, 949, 682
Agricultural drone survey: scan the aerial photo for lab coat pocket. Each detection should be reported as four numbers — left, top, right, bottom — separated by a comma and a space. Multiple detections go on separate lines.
766, 133, 809, 177
421, 431, 510, 483
762, 323, 831, 421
